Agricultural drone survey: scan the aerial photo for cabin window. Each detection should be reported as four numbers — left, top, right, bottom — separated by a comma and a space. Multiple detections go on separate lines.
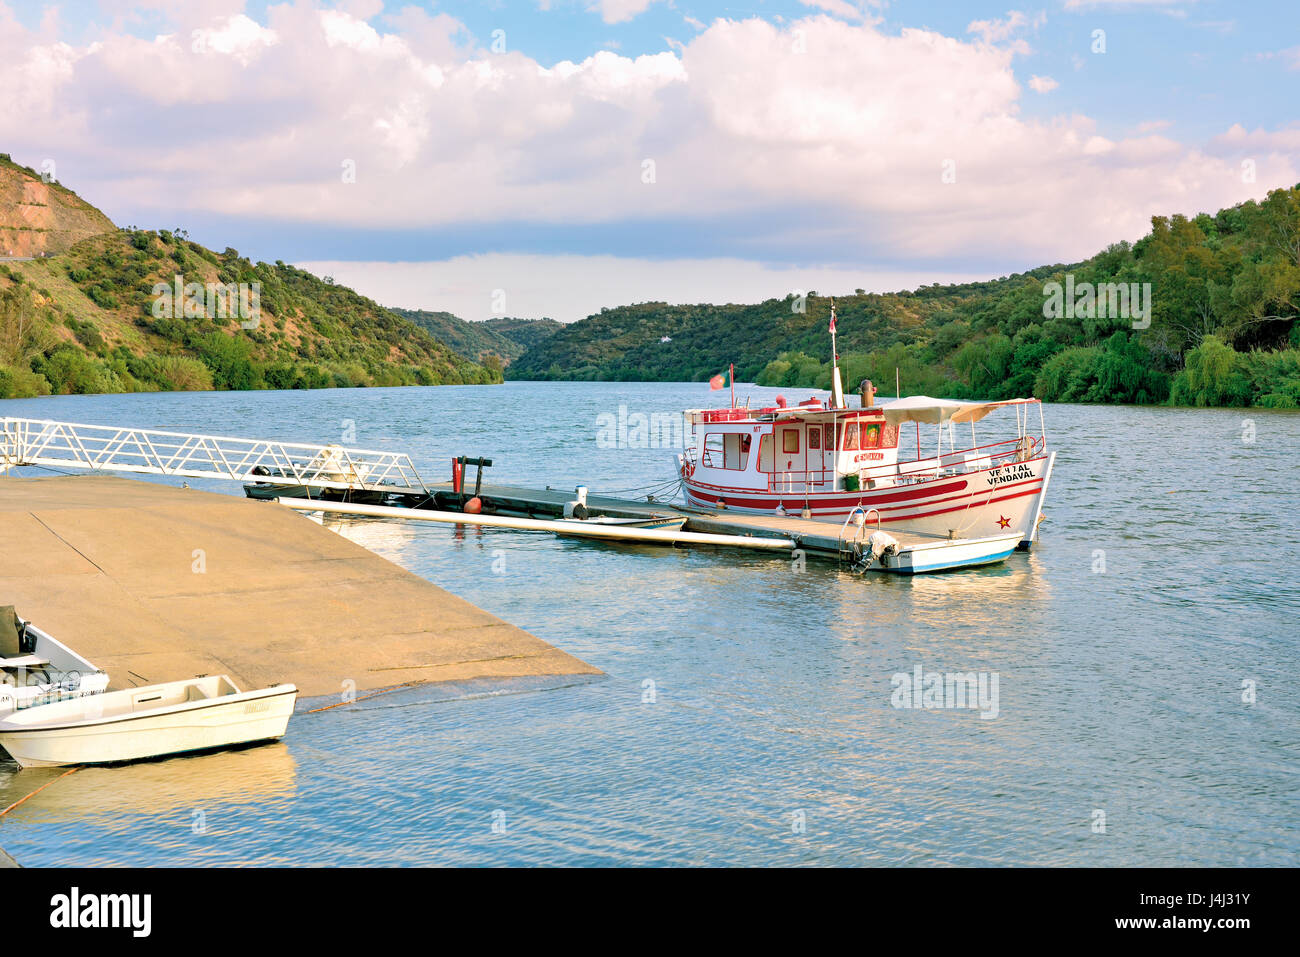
838, 422, 860, 451
881, 424, 899, 449
758, 434, 774, 471
823, 424, 834, 449
861, 423, 881, 449
723, 432, 750, 470
703, 433, 751, 470
703, 433, 724, 468
808, 428, 821, 451
782, 430, 800, 454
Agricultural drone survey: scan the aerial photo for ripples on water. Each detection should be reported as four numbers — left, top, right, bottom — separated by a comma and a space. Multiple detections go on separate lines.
0, 383, 1296, 865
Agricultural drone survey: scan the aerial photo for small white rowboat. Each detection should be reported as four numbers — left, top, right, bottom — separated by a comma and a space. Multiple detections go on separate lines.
0, 675, 297, 768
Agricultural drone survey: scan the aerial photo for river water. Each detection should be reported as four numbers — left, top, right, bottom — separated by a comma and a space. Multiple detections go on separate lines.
0, 382, 1296, 865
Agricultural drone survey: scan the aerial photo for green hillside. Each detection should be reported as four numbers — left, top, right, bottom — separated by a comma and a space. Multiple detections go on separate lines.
510, 186, 1300, 409
0, 162, 500, 398
394, 308, 561, 369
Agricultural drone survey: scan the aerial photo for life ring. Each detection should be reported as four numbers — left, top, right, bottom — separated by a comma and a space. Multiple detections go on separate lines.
684, 461, 695, 479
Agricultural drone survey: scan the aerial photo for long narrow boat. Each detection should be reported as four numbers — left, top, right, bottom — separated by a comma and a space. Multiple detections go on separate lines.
0, 609, 109, 718
679, 394, 1055, 547
556, 514, 688, 530
279, 497, 795, 551
0, 675, 297, 768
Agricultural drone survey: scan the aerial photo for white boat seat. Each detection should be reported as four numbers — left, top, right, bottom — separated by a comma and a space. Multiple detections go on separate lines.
0, 655, 50, 669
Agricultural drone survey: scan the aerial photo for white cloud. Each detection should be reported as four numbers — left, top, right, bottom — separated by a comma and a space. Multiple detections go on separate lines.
0, 1, 1293, 298
1255, 45, 1300, 70
194, 14, 279, 64
968, 11, 1028, 43
798, 0, 871, 21
1208, 123, 1300, 154
1028, 74, 1058, 92
588, 0, 660, 25
1063, 0, 1192, 9
967, 9, 1045, 53
295, 255, 988, 322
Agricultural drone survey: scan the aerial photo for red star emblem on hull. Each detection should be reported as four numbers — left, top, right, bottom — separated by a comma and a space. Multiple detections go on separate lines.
996, 515, 1011, 529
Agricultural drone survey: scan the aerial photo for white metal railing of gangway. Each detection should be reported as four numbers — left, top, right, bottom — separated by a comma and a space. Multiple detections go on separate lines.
0, 417, 432, 494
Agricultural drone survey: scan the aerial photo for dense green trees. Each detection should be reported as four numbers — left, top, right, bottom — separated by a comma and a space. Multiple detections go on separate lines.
394, 309, 560, 367
509, 185, 1300, 409
0, 229, 503, 398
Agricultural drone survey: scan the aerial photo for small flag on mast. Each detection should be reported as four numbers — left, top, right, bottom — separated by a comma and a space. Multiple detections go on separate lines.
709, 369, 726, 390
829, 298, 837, 335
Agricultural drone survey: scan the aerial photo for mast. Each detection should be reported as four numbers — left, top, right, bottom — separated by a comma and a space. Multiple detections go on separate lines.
829, 297, 845, 409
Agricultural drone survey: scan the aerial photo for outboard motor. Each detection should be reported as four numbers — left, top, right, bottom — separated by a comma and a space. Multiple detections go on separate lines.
564, 485, 590, 520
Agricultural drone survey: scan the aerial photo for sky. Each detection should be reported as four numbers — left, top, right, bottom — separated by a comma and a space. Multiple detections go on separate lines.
1, 0, 1297, 321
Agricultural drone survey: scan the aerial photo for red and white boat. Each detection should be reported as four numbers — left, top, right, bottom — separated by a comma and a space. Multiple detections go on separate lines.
677, 391, 1055, 547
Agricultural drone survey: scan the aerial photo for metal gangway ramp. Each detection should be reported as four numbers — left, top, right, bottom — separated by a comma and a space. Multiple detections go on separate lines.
0, 417, 432, 494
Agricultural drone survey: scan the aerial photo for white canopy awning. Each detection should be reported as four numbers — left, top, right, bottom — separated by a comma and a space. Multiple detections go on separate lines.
879, 396, 1036, 426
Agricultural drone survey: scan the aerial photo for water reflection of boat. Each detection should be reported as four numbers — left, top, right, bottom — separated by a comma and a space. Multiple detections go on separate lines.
317, 513, 421, 560
0, 738, 297, 823
825, 549, 1050, 642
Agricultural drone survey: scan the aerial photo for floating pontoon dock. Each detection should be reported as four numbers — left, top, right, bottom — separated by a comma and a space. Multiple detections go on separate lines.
281, 486, 1019, 572
279, 497, 798, 551
402, 482, 1016, 563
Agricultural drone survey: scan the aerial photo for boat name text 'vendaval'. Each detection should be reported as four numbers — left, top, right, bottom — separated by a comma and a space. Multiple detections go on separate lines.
987, 463, 1035, 486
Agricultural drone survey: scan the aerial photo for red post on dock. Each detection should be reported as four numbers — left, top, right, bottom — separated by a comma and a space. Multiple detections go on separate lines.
451, 457, 463, 495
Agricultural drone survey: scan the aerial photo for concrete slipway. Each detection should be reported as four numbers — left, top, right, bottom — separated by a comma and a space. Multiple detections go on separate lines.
0, 475, 600, 698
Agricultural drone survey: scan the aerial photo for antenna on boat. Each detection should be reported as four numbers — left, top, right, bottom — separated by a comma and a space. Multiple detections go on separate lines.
829, 297, 845, 409
896, 367, 900, 399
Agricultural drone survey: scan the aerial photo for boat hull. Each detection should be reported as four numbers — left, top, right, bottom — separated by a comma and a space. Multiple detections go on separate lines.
684, 452, 1054, 546
868, 532, 1022, 574
0, 684, 297, 768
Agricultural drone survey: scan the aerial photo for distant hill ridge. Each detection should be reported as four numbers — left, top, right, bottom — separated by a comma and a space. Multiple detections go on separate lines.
393, 308, 562, 368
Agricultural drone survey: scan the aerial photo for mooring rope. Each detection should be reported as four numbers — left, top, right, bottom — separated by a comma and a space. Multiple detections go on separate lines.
0, 766, 80, 818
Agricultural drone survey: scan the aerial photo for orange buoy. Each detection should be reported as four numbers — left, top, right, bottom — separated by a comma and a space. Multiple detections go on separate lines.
464, 496, 483, 514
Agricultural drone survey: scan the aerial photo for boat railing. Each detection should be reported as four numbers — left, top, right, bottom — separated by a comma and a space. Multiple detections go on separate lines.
767, 469, 836, 493
881, 435, 1043, 482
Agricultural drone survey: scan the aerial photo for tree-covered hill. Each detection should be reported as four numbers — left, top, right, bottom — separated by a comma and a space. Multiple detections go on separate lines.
0, 161, 500, 398
507, 265, 1072, 384
393, 308, 561, 369
509, 186, 1300, 409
